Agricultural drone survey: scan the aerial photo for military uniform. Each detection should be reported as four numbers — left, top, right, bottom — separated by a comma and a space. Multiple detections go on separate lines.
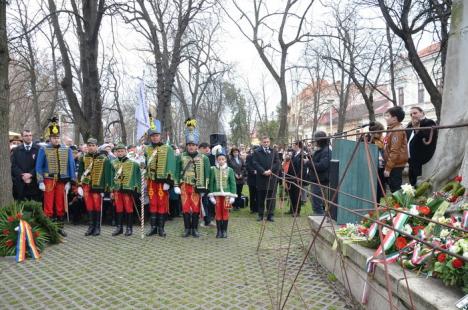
35, 117, 75, 237
77, 138, 112, 236
111, 143, 142, 236
144, 118, 176, 237
176, 119, 210, 237
208, 152, 236, 238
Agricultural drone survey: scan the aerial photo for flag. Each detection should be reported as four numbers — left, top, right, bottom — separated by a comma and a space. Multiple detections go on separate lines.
135, 80, 150, 141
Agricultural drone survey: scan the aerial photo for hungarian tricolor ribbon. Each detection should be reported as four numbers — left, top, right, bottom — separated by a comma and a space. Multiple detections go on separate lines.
15, 220, 41, 263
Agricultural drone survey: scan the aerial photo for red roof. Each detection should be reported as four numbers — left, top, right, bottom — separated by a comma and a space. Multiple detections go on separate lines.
418, 42, 440, 58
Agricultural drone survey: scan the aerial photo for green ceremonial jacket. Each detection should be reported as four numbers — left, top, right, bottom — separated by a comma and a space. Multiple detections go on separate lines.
208, 165, 237, 198
145, 143, 176, 184
175, 151, 210, 192
78, 152, 112, 192
110, 156, 142, 193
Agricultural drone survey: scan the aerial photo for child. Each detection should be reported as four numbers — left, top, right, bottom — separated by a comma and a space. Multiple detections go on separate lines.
383, 106, 408, 193
208, 151, 237, 238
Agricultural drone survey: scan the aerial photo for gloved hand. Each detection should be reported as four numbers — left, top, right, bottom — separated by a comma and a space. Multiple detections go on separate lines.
100, 193, 105, 197
200, 192, 205, 197
209, 197, 217, 205
77, 186, 84, 197
173, 186, 181, 195
163, 183, 170, 191
39, 182, 45, 191
64, 182, 71, 192
229, 197, 235, 205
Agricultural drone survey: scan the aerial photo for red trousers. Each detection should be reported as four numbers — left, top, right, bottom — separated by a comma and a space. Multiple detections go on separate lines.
215, 196, 231, 221
181, 183, 200, 213
83, 184, 102, 212
148, 180, 169, 214
114, 191, 134, 213
43, 179, 66, 218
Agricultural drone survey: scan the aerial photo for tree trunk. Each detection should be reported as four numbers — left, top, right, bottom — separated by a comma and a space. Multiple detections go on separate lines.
277, 83, 288, 144
423, 0, 468, 190
0, 2, 13, 205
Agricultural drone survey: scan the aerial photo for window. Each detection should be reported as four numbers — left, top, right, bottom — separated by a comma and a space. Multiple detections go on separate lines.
398, 87, 405, 106
418, 83, 424, 104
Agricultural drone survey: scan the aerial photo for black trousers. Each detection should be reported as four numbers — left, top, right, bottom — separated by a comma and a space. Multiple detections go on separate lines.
408, 158, 422, 186
257, 188, 276, 217
248, 184, 257, 212
288, 183, 301, 214
386, 167, 404, 193
234, 183, 244, 208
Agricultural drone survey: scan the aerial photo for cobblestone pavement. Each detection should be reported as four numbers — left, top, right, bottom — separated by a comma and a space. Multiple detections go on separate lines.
0, 213, 354, 310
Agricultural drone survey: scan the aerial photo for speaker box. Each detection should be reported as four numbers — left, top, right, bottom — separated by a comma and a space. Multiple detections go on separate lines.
209, 133, 227, 147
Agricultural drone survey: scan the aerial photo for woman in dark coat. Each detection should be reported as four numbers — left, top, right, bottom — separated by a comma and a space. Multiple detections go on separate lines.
228, 147, 246, 210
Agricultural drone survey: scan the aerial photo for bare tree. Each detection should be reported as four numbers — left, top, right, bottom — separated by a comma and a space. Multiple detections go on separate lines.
375, 0, 451, 120
118, 0, 211, 138
48, 0, 107, 142
0, 1, 13, 205
226, 0, 315, 144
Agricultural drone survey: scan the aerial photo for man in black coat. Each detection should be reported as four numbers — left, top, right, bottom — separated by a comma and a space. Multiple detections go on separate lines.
406, 107, 438, 186
246, 148, 258, 213
11, 130, 42, 201
286, 141, 307, 216
252, 136, 281, 222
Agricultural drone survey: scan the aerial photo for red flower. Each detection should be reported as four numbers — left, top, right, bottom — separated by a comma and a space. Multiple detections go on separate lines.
416, 205, 431, 216
393, 203, 400, 209
412, 225, 425, 235
7, 216, 15, 223
395, 237, 408, 250
437, 253, 447, 263
452, 258, 464, 269
33, 231, 40, 238
2, 229, 9, 236
16, 213, 22, 219
454, 176, 463, 183
5, 240, 14, 248
358, 226, 369, 235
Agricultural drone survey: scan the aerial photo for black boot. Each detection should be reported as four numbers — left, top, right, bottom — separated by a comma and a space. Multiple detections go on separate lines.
112, 212, 123, 236
158, 214, 166, 237
125, 213, 133, 236
57, 216, 67, 237
216, 221, 222, 238
222, 220, 228, 238
182, 213, 191, 237
146, 214, 158, 236
92, 211, 101, 236
191, 213, 200, 238
85, 212, 95, 236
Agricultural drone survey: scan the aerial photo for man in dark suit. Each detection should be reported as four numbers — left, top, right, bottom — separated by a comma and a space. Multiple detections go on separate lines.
406, 107, 438, 186
252, 136, 281, 222
11, 129, 41, 201
286, 141, 307, 216
246, 147, 258, 213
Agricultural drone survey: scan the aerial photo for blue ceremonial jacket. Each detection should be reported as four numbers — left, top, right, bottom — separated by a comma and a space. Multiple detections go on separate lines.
35, 144, 76, 183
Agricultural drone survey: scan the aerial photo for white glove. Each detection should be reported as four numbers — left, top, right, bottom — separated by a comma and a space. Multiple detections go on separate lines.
39, 182, 45, 191
163, 183, 170, 191
100, 193, 105, 197
200, 192, 205, 197
77, 187, 84, 197
229, 197, 235, 205
173, 186, 181, 195
209, 197, 217, 205
64, 182, 71, 192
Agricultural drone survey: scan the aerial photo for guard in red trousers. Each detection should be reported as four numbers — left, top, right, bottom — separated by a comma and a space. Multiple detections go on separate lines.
144, 116, 176, 237
35, 117, 76, 237
77, 138, 112, 236
175, 119, 211, 238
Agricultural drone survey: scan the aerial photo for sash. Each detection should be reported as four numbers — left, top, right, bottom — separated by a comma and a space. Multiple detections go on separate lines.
15, 220, 41, 263
81, 158, 94, 183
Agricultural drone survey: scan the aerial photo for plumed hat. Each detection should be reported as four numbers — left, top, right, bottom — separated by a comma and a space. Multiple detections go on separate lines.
45, 116, 60, 138
147, 113, 162, 136
184, 118, 199, 145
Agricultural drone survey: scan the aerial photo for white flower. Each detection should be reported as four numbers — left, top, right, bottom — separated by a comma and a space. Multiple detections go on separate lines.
439, 229, 450, 238
403, 224, 412, 235
463, 252, 468, 259
453, 222, 461, 228
401, 183, 416, 197
409, 206, 419, 216
449, 245, 461, 254
382, 227, 390, 235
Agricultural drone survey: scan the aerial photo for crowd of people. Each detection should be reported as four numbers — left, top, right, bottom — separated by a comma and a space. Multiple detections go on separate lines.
9, 105, 437, 238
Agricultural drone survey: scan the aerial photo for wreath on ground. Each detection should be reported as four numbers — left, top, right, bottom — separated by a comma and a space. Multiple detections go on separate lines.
0, 201, 61, 257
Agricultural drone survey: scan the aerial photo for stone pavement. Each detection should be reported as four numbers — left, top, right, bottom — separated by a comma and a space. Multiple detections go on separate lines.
0, 214, 354, 309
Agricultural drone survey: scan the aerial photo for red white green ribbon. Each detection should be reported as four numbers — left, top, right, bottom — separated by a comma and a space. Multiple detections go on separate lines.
15, 220, 41, 263
367, 211, 394, 240
462, 210, 467, 229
